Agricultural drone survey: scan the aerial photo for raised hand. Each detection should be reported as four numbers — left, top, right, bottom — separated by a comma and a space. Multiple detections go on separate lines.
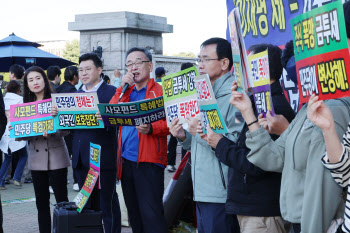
258, 113, 268, 131
185, 115, 199, 137
197, 122, 207, 141
263, 111, 290, 135
169, 117, 186, 141
230, 81, 252, 115
206, 125, 223, 149
121, 72, 134, 89
307, 94, 334, 132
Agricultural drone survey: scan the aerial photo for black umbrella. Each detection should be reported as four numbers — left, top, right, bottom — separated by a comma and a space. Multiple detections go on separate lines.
0, 33, 75, 72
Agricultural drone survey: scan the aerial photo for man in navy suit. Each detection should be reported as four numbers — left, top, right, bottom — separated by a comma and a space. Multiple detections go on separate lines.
73, 53, 121, 233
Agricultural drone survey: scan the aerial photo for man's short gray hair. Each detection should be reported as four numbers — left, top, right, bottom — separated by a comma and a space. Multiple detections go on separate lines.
125, 47, 152, 61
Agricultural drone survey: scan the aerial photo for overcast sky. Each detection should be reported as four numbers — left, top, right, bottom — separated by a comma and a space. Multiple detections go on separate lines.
0, 0, 227, 55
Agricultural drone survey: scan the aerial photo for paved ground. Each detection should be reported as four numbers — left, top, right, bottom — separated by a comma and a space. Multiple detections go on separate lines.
1, 148, 182, 233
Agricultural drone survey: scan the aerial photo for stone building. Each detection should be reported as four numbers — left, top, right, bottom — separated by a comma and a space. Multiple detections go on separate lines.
68, 11, 196, 82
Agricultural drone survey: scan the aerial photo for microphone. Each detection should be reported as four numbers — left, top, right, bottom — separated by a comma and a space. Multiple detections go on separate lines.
118, 74, 134, 101
119, 83, 129, 101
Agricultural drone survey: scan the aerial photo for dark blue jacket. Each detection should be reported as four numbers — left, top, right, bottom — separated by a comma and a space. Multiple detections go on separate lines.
56, 81, 77, 94
215, 81, 295, 216
72, 81, 118, 170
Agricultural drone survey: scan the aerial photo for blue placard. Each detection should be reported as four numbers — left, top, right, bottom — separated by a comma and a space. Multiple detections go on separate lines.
54, 110, 104, 129
10, 116, 56, 138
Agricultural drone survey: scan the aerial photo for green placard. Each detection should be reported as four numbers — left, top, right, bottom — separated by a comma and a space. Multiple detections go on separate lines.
161, 67, 199, 102
290, 1, 347, 61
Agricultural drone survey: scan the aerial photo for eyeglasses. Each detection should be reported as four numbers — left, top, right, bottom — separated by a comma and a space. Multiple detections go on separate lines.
125, 60, 151, 69
195, 58, 219, 65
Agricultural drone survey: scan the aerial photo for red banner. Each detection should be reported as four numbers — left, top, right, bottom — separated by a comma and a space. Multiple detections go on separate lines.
295, 48, 350, 103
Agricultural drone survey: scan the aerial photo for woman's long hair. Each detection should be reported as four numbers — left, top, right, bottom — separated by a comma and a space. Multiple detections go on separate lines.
23, 66, 52, 103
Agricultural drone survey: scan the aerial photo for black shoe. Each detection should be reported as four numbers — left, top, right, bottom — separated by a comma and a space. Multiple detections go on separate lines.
4, 180, 10, 185
24, 178, 33, 183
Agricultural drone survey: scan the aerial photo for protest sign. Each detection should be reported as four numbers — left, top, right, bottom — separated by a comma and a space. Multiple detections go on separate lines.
228, 8, 253, 92
194, 74, 228, 134
98, 96, 166, 127
51, 92, 104, 129
252, 85, 275, 118
161, 67, 200, 126
225, 0, 348, 52
249, 49, 270, 87
10, 99, 55, 138
74, 143, 101, 213
226, 0, 350, 113
291, 1, 350, 103
248, 49, 275, 117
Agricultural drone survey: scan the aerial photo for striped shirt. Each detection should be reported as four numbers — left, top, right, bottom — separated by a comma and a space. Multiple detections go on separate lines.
322, 123, 350, 233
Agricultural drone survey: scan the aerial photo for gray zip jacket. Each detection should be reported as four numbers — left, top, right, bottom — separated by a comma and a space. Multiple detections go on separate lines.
180, 72, 243, 203
246, 98, 350, 233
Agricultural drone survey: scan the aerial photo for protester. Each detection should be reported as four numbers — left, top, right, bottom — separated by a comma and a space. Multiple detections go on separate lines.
0, 82, 6, 233
0, 81, 28, 189
197, 43, 295, 233
101, 73, 111, 84
249, 43, 296, 139
306, 4, 350, 232
15, 66, 70, 233
229, 74, 350, 233
257, 40, 297, 136
56, 66, 79, 93
113, 69, 122, 88
6, 65, 31, 184
155, 67, 165, 83
2, 64, 25, 96
109, 47, 168, 233
55, 66, 79, 191
0, 75, 5, 92
52, 53, 121, 233
47, 65, 61, 92
170, 38, 242, 233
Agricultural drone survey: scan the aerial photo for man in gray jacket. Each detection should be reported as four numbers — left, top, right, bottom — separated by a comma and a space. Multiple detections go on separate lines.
170, 37, 243, 233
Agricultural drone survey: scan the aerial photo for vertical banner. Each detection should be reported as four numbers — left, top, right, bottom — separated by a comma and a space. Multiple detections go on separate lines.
291, 1, 350, 103
228, 8, 253, 92
74, 143, 101, 213
248, 49, 275, 117
194, 74, 228, 134
98, 97, 166, 126
51, 92, 104, 129
10, 99, 56, 138
161, 67, 200, 126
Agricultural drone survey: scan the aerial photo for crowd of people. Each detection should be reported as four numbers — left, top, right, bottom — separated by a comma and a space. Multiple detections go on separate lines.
0, 2, 349, 233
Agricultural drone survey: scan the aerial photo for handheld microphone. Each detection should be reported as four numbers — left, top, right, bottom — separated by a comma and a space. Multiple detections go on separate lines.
119, 83, 129, 101
118, 74, 134, 101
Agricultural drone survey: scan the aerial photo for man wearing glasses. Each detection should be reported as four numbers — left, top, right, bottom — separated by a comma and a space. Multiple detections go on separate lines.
170, 38, 242, 233
109, 47, 168, 233
68, 53, 121, 233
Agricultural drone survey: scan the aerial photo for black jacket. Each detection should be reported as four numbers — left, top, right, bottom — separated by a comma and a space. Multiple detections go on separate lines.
56, 81, 77, 93
0, 91, 7, 139
215, 81, 295, 216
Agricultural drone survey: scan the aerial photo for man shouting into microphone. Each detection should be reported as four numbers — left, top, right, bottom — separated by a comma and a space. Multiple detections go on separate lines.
109, 47, 169, 233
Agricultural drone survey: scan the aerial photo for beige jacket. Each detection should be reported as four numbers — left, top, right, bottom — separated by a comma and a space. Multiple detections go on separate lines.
26, 130, 70, 171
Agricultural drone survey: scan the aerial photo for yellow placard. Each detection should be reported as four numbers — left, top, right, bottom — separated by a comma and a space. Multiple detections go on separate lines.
248, 49, 270, 87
